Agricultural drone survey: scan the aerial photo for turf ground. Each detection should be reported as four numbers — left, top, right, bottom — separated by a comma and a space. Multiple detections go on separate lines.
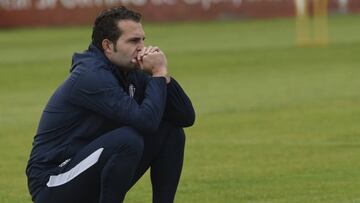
1, 14, 360, 203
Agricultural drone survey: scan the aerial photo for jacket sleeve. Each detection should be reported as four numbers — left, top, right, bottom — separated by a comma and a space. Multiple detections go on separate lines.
162, 78, 196, 127
68, 69, 167, 133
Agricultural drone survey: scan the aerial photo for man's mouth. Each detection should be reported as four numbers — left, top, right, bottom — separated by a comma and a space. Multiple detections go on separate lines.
131, 57, 138, 64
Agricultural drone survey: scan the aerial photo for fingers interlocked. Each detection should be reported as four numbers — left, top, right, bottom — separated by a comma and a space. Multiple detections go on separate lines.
137, 46, 160, 61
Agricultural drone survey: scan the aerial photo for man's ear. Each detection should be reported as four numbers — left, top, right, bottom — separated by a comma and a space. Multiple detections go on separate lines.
102, 39, 113, 55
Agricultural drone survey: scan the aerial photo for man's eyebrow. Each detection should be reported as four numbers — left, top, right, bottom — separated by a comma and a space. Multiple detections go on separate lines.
127, 37, 146, 41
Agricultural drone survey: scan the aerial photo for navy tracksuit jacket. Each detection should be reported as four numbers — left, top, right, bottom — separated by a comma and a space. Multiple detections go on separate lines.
26, 44, 195, 200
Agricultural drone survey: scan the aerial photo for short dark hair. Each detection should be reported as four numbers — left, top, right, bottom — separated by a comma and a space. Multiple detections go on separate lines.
92, 6, 142, 51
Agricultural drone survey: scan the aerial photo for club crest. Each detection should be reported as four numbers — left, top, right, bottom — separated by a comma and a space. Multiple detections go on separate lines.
129, 84, 136, 98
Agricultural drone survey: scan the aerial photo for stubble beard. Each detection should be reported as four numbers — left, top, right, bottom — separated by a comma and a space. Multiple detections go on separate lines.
117, 59, 140, 72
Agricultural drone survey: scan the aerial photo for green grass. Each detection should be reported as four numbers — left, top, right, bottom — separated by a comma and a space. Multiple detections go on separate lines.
1, 14, 360, 202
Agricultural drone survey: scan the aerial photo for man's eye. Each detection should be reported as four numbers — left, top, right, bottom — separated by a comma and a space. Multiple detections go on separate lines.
130, 39, 139, 43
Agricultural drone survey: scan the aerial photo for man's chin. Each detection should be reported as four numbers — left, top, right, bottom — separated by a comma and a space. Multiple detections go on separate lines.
129, 62, 141, 70
117, 63, 139, 71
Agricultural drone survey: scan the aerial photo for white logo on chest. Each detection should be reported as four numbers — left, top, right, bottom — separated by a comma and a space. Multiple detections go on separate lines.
129, 84, 136, 98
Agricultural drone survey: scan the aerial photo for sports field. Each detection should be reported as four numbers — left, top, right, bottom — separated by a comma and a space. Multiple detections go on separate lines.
1, 14, 360, 203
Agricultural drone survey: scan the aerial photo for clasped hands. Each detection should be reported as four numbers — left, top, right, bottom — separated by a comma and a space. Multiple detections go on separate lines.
132, 46, 170, 83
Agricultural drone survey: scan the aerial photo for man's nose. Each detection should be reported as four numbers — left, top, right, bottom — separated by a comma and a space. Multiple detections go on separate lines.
137, 41, 145, 51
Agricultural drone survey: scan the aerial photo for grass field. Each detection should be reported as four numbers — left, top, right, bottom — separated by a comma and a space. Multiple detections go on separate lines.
1, 14, 360, 203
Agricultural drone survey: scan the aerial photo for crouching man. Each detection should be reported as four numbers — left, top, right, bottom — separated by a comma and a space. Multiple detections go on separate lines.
26, 6, 195, 203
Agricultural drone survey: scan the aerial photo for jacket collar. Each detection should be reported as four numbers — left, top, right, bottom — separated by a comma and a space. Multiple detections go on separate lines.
87, 43, 117, 71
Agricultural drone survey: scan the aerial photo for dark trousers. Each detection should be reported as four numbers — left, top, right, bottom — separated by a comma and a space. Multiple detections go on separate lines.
34, 122, 185, 203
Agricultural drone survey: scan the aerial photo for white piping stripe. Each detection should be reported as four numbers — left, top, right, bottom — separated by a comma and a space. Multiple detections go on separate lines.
47, 148, 104, 187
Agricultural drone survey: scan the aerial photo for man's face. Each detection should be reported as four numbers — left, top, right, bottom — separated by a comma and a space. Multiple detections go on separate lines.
107, 20, 145, 70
